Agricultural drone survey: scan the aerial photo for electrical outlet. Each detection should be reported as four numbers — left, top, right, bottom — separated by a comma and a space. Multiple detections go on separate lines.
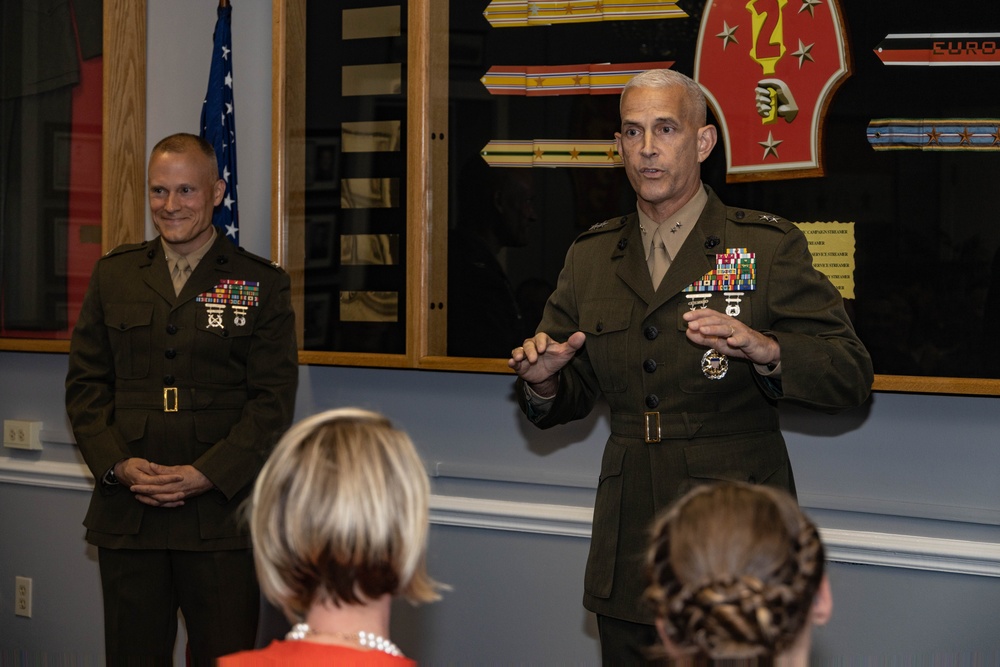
3, 420, 42, 450
15, 577, 32, 618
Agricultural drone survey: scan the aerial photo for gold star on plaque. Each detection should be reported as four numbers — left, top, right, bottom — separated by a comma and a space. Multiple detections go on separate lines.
606, 147, 617, 160
792, 39, 815, 68
926, 127, 941, 145
759, 131, 782, 159
534, 147, 545, 159
716, 21, 739, 49
570, 147, 581, 160
959, 127, 973, 145
992, 126, 1000, 146
799, 0, 823, 17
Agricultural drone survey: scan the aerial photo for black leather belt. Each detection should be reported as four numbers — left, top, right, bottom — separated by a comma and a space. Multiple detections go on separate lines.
610, 408, 779, 443
115, 389, 248, 412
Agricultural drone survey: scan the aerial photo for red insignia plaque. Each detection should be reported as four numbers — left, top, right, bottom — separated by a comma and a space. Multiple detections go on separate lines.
694, 0, 851, 182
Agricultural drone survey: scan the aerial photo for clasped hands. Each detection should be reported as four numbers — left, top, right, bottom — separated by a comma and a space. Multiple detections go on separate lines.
682, 308, 780, 366
114, 457, 214, 508
508, 308, 780, 387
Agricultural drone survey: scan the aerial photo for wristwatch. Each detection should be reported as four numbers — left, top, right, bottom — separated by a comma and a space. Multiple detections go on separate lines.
102, 458, 129, 486
102, 466, 120, 486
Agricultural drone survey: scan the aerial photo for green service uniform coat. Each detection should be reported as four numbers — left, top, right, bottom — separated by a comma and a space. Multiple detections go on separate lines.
517, 186, 873, 624
66, 234, 298, 551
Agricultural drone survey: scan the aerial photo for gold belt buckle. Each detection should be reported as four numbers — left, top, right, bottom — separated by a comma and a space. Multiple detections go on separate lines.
163, 387, 179, 412
644, 411, 661, 443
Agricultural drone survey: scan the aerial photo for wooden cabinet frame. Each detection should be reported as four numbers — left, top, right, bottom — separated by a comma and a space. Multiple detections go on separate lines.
271, 0, 1000, 394
0, 0, 146, 354
4, 0, 996, 396
272, 0, 507, 372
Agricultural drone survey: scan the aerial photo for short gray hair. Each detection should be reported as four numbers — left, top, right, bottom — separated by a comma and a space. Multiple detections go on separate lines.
621, 69, 708, 126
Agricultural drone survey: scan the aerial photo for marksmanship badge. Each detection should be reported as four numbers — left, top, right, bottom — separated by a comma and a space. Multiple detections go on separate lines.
196, 279, 260, 328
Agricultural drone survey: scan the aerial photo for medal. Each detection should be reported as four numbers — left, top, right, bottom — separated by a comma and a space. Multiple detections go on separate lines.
232, 305, 248, 327
686, 294, 729, 380
205, 303, 225, 328
724, 291, 745, 317
685, 293, 712, 310
197, 279, 260, 329
701, 349, 729, 380
682, 248, 759, 380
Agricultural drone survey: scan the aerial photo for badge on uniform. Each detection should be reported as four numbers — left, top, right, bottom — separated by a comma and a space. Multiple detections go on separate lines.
196, 280, 260, 328
683, 248, 757, 380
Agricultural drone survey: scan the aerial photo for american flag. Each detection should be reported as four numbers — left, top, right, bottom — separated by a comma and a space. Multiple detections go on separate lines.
200, 3, 239, 243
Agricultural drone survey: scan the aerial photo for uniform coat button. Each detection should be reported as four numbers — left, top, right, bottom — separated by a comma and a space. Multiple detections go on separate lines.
643, 359, 657, 373
164, 349, 177, 359
644, 326, 658, 340
163, 375, 176, 386
166, 324, 178, 335
645, 394, 659, 409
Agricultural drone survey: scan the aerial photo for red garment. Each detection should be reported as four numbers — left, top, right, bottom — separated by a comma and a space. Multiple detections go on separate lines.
218, 639, 416, 666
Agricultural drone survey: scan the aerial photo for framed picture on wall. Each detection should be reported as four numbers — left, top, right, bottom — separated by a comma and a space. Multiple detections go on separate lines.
305, 214, 336, 268
305, 137, 340, 190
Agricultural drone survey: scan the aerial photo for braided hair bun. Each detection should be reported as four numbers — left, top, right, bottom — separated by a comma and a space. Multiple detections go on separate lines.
646, 483, 825, 659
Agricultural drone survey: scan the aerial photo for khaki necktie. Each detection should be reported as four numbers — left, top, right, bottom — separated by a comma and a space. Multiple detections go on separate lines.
171, 257, 192, 296
647, 226, 668, 289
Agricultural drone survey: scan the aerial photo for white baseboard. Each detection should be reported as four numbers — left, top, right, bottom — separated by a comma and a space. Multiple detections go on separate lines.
4, 456, 999, 578
429, 494, 1000, 578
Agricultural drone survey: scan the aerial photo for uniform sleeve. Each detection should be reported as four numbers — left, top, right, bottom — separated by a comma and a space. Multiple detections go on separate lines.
515, 242, 601, 428
758, 227, 874, 411
65, 262, 131, 481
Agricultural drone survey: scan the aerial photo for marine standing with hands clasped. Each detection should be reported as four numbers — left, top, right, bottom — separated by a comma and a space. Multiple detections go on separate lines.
508, 69, 872, 663
66, 133, 299, 665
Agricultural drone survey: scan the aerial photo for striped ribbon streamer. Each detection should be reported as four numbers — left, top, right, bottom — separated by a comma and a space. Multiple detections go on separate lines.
480, 140, 621, 167
875, 33, 1000, 66
481, 61, 674, 96
483, 0, 687, 28
867, 119, 1000, 150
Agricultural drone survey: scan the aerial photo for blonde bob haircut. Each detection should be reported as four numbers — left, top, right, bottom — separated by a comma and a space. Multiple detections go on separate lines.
250, 408, 442, 620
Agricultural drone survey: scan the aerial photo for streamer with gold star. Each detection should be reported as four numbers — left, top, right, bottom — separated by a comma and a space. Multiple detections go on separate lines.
480, 140, 621, 167
483, 0, 687, 28
867, 119, 1000, 150
481, 61, 675, 96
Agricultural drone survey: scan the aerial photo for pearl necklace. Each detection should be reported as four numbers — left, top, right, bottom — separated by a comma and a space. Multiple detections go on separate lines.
286, 622, 403, 657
